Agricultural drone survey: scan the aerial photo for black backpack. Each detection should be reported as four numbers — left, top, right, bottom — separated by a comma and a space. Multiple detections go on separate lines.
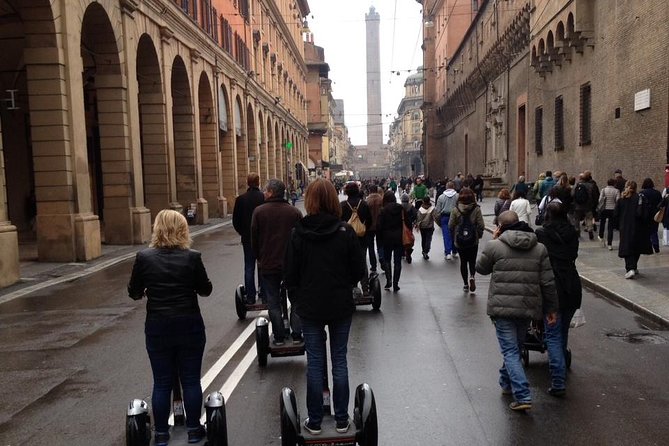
455, 209, 477, 248
574, 183, 589, 205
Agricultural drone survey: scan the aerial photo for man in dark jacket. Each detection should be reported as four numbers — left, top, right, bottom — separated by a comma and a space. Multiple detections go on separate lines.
365, 185, 384, 273
251, 179, 303, 345
573, 171, 598, 239
476, 211, 559, 411
232, 173, 265, 304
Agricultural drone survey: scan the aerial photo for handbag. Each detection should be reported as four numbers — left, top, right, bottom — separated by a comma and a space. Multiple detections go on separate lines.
401, 211, 415, 248
654, 207, 665, 224
596, 195, 606, 214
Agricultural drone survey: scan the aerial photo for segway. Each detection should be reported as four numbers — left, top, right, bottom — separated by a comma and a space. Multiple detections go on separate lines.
255, 284, 304, 367
353, 272, 382, 310
234, 284, 268, 320
279, 381, 378, 445
125, 391, 228, 446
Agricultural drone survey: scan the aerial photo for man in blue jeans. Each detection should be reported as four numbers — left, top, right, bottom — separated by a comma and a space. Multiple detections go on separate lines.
233, 173, 265, 304
476, 210, 559, 411
435, 181, 459, 260
251, 179, 303, 345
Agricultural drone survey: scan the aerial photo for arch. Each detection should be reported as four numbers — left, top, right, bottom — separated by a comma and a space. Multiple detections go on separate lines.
171, 56, 197, 207
547, 31, 554, 51
556, 21, 565, 41
234, 96, 248, 185
258, 110, 268, 182
198, 72, 218, 217
538, 39, 546, 56
267, 116, 276, 178
567, 13, 575, 36
218, 84, 236, 203
246, 103, 258, 177
137, 34, 168, 218
81, 2, 132, 244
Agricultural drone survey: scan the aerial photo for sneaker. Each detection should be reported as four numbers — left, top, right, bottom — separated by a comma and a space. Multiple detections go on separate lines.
607, 245, 613, 251
303, 418, 321, 435
547, 387, 566, 397
446, 254, 453, 260
273, 338, 285, 346
187, 425, 207, 444
384, 281, 391, 290
155, 432, 170, 446
335, 419, 350, 433
463, 285, 469, 292
598, 236, 605, 247
453, 252, 459, 258
509, 401, 532, 411
292, 336, 304, 345
624, 270, 635, 279
469, 277, 476, 292
393, 284, 400, 292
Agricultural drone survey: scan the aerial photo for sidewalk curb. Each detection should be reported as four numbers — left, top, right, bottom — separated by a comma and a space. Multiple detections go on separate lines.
0, 220, 231, 306
483, 224, 669, 329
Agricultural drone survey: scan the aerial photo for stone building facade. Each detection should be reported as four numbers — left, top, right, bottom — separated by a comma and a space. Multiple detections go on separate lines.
0, 0, 311, 287
424, 0, 669, 189
389, 70, 424, 178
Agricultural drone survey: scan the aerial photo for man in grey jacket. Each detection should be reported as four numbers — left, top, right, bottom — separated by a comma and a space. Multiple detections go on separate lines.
435, 181, 459, 260
476, 210, 559, 411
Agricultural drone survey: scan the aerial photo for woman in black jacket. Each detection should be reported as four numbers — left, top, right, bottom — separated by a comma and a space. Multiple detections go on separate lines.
536, 202, 582, 396
377, 190, 410, 291
128, 209, 212, 446
614, 180, 653, 278
284, 178, 365, 435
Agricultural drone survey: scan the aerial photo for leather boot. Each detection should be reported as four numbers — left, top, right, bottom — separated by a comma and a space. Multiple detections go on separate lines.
393, 263, 402, 291
384, 264, 392, 289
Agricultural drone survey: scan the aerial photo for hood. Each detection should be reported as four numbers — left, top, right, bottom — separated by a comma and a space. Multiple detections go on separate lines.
457, 202, 476, 214
542, 220, 578, 244
498, 221, 537, 251
444, 189, 457, 197
295, 213, 343, 240
418, 205, 435, 214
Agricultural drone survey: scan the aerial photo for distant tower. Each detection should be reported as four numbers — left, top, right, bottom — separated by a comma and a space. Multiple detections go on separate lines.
365, 6, 382, 149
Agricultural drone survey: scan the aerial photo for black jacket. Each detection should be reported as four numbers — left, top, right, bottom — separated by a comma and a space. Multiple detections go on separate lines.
284, 213, 365, 321
251, 198, 303, 274
377, 203, 409, 247
614, 193, 653, 257
232, 187, 265, 243
128, 248, 212, 320
535, 220, 582, 311
340, 196, 373, 235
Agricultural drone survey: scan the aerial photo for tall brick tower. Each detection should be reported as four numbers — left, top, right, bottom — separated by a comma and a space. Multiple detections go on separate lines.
365, 6, 382, 149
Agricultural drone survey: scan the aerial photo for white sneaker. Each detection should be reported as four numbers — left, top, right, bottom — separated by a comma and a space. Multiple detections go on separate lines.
607, 245, 613, 251
446, 254, 453, 260
624, 270, 635, 279
453, 252, 459, 258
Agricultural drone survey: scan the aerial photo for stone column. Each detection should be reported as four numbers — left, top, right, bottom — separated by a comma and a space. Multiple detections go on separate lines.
0, 118, 20, 287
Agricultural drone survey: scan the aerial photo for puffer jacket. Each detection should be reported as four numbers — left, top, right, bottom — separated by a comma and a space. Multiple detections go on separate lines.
284, 213, 365, 321
128, 248, 212, 320
476, 222, 559, 319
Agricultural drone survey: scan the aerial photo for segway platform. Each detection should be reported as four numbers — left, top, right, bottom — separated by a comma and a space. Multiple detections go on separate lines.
353, 273, 381, 310
234, 284, 268, 320
255, 317, 305, 367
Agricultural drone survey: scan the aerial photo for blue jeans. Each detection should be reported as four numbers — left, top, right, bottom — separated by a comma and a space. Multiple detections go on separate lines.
543, 314, 566, 390
242, 241, 263, 302
145, 316, 206, 432
440, 214, 457, 255
262, 272, 301, 342
301, 316, 352, 426
494, 318, 531, 403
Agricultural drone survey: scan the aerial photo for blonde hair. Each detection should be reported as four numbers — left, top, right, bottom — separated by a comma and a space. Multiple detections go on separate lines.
150, 209, 192, 249
621, 180, 637, 199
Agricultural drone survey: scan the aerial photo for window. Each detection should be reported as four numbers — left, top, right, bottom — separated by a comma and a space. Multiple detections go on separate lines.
221, 16, 233, 53
535, 106, 543, 155
579, 83, 591, 146
554, 95, 564, 151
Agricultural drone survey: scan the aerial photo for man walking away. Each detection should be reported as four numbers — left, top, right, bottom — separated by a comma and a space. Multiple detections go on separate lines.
476, 211, 559, 411
341, 182, 373, 292
251, 179, 303, 345
539, 171, 556, 199
435, 181, 459, 260
365, 185, 384, 273
232, 173, 265, 304
573, 172, 597, 239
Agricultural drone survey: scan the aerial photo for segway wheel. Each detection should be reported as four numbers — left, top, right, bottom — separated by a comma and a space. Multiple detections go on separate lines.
256, 318, 269, 367
354, 383, 378, 446
280, 387, 299, 446
126, 399, 151, 446
235, 284, 247, 320
370, 275, 382, 310
206, 408, 228, 446
521, 347, 529, 368
565, 348, 572, 369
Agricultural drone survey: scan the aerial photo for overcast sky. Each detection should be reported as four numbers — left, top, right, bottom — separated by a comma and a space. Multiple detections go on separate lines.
307, 1, 424, 147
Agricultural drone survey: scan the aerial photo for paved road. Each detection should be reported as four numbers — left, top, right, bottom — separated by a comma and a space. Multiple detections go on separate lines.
1, 205, 668, 445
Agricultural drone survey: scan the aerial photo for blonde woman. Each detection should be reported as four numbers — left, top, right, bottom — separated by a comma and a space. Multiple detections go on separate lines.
128, 209, 213, 445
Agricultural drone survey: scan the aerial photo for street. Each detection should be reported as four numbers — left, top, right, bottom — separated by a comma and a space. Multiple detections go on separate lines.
1, 216, 668, 446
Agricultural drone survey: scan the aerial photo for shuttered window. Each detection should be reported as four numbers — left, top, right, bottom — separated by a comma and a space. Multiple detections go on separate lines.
579, 83, 592, 146
554, 95, 564, 151
535, 106, 543, 155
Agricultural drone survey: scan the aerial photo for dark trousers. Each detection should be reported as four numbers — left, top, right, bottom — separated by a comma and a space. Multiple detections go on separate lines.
145, 316, 206, 432
383, 244, 403, 286
262, 272, 301, 342
598, 209, 615, 246
624, 254, 641, 272
458, 245, 478, 285
419, 227, 434, 254
366, 232, 383, 271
